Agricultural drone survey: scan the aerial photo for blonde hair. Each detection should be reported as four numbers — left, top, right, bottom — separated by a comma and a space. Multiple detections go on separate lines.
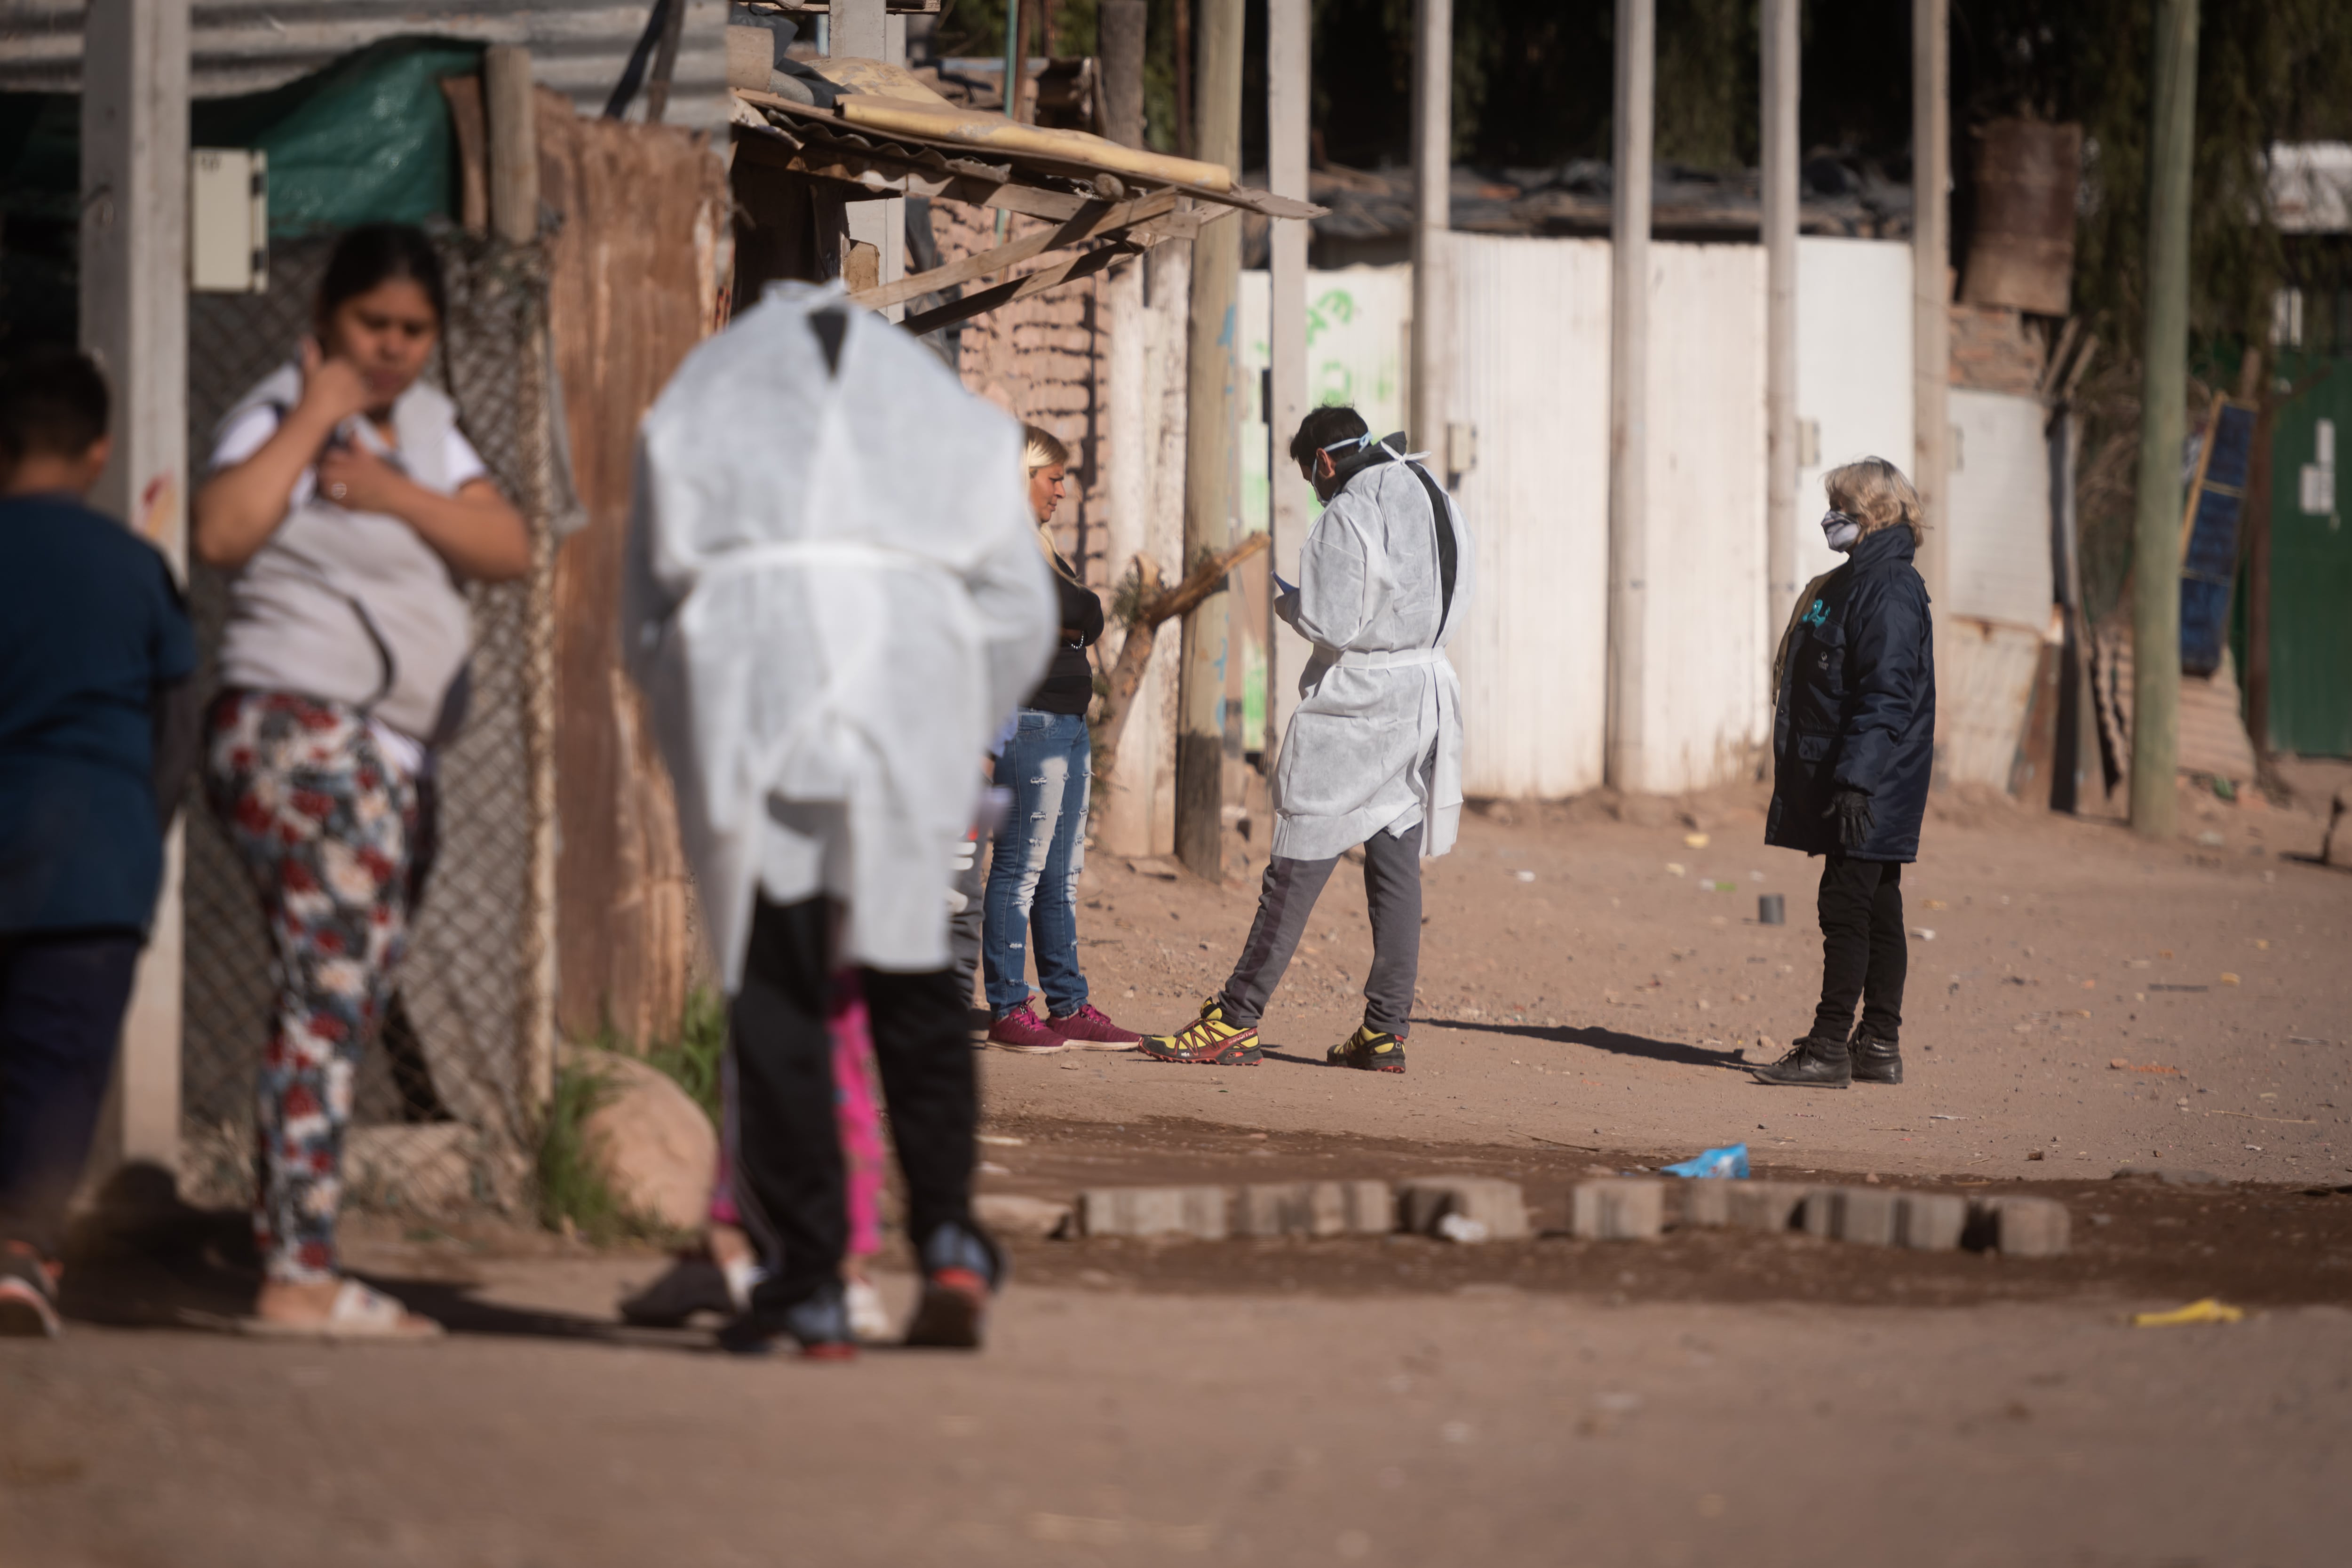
1021, 423, 1069, 473
1020, 422, 1082, 585
1822, 457, 1923, 544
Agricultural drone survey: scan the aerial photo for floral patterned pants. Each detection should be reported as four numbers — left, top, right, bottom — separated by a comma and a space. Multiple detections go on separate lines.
206, 692, 419, 1285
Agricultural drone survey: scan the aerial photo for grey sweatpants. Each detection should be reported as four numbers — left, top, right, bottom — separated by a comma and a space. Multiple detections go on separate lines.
1218, 821, 1423, 1036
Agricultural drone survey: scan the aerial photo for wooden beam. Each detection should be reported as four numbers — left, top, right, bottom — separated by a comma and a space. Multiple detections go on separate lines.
486, 46, 539, 245
850, 187, 1176, 310
899, 240, 1138, 335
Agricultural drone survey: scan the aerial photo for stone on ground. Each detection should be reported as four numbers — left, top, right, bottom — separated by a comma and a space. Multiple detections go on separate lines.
565, 1045, 718, 1233
1398, 1177, 1532, 1241
1983, 1195, 2071, 1257
1236, 1180, 1394, 1238
1726, 1182, 1808, 1232
1829, 1188, 1901, 1247
1895, 1192, 1969, 1250
1079, 1186, 1231, 1240
1570, 1179, 1665, 1241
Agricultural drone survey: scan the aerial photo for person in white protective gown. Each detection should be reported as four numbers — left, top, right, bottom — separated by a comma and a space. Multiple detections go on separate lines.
625, 282, 1057, 1357
1140, 405, 1470, 1074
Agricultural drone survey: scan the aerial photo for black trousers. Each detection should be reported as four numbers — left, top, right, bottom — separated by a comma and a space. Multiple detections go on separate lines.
0, 930, 142, 1259
1809, 855, 1907, 1046
729, 895, 977, 1319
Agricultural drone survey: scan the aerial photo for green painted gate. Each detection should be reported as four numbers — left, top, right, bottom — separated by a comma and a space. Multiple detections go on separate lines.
2263, 355, 2352, 756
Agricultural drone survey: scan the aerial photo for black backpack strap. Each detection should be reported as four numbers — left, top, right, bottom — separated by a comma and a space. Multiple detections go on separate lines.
1405, 461, 1457, 627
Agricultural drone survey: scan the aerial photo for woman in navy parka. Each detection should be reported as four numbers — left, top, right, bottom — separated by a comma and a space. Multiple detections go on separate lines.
1755, 458, 1936, 1089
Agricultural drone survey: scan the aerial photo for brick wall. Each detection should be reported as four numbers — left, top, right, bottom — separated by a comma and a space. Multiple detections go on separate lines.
929, 200, 1119, 593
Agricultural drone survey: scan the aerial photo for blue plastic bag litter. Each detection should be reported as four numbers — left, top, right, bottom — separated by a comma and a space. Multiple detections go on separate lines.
1661, 1143, 1749, 1179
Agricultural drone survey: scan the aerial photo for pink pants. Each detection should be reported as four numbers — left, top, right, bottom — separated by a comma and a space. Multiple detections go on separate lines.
710, 970, 883, 1258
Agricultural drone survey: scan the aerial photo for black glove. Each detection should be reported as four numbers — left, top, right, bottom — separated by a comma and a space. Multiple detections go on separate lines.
1825, 787, 1875, 852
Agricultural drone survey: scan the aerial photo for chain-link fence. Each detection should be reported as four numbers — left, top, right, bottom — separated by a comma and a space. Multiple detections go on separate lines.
180, 228, 560, 1216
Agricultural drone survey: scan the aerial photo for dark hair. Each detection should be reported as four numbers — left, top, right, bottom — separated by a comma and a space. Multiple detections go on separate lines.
316, 223, 447, 328
0, 346, 110, 465
1289, 404, 1370, 470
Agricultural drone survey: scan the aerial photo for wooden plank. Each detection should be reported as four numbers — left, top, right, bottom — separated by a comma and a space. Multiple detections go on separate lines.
734, 89, 1325, 219
440, 73, 489, 233
850, 187, 1176, 310
900, 240, 1138, 336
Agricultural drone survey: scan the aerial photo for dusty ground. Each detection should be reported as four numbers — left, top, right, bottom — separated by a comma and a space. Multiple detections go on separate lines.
7, 783, 2351, 1567
997, 774, 2352, 1187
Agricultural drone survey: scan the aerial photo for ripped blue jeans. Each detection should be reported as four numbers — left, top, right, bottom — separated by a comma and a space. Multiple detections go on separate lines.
980, 710, 1090, 1017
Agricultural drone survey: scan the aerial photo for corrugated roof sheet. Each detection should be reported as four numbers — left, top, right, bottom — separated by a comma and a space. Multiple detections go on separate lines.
0, 0, 732, 129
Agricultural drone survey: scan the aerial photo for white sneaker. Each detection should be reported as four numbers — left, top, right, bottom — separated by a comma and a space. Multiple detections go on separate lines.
845, 1277, 891, 1343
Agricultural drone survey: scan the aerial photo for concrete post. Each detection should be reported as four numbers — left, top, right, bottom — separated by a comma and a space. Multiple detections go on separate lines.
1409, 0, 1452, 456
1606, 0, 1653, 793
2131, 0, 2200, 838
1267, 0, 1311, 756
80, 0, 190, 1176
835, 0, 906, 312
1912, 0, 1951, 675
1176, 0, 1244, 878
1762, 0, 1799, 620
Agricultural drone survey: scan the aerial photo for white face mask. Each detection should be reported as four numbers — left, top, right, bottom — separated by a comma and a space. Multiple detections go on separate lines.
1821, 510, 1863, 552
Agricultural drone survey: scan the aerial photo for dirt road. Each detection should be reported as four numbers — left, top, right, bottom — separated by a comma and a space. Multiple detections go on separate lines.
7, 1256, 2349, 1568
999, 782, 2351, 1186
7, 788, 2350, 1566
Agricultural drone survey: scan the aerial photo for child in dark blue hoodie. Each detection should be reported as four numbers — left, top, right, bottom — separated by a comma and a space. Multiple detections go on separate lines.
1756, 458, 1936, 1090
0, 348, 197, 1335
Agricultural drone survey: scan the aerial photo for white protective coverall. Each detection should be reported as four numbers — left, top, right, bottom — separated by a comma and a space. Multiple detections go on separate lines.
625, 283, 1058, 989
1271, 446, 1474, 862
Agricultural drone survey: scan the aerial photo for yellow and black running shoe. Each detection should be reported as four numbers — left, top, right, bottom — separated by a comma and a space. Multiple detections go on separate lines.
1137, 997, 1261, 1066
1328, 1025, 1406, 1073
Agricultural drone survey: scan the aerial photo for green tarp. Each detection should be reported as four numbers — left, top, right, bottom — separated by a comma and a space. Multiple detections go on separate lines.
1, 37, 482, 346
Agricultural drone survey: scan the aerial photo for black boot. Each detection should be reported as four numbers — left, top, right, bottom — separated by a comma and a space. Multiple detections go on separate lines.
1750, 1035, 1852, 1088
1851, 1035, 1903, 1085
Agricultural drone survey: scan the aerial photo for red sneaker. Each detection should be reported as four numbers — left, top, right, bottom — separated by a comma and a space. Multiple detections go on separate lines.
987, 1001, 1066, 1054
1046, 1002, 1142, 1050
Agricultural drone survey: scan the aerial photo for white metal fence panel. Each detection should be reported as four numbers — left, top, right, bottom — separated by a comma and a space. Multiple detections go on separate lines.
1445, 233, 1613, 798
1794, 238, 1917, 589
1947, 386, 2056, 630
1638, 241, 1771, 794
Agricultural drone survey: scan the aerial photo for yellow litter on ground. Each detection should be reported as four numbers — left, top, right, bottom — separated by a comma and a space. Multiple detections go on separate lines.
2130, 1298, 2245, 1327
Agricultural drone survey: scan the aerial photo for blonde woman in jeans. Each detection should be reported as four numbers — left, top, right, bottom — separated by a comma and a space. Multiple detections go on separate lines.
980, 427, 1140, 1052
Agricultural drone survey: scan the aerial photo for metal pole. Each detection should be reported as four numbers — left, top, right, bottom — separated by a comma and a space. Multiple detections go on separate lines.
2131, 0, 2200, 838
1268, 0, 1310, 756
1176, 0, 1244, 878
1409, 0, 1452, 455
1001, 0, 1024, 121
1606, 0, 1653, 793
1912, 0, 1951, 672
1762, 0, 1799, 620
81, 0, 190, 1176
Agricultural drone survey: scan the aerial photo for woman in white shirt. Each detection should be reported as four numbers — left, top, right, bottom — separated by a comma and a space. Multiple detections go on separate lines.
192, 223, 528, 1339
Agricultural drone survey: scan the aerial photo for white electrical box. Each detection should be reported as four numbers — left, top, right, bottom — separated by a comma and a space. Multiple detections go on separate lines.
190, 148, 267, 293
